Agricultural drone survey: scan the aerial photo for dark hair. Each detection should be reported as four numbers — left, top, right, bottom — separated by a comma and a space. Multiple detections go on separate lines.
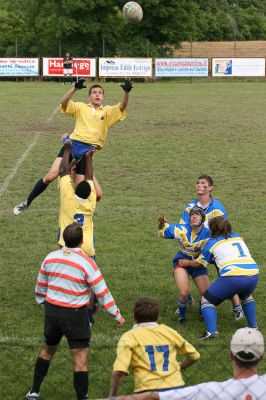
89, 84, 104, 95
75, 181, 91, 199
63, 223, 83, 248
209, 216, 232, 238
197, 174, 214, 187
232, 353, 261, 369
133, 297, 160, 323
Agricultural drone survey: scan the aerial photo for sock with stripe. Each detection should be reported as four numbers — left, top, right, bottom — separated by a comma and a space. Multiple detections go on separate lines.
242, 298, 257, 328
201, 302, 217, 333
178, 299, 187, 320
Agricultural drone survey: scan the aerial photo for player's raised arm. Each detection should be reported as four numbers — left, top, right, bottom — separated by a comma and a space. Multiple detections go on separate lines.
59, 141, 72, 177
119, 79, 133, 111
60, 77, 87, 110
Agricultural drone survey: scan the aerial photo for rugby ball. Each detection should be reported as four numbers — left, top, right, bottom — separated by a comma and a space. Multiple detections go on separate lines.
123, 2, 143, 24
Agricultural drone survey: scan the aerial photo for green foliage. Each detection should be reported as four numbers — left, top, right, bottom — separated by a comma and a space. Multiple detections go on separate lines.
1, 0, 266, 56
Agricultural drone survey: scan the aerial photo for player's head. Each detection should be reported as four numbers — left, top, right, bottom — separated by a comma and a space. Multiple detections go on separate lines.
190, 206, 205, 227
209, 216, 232, 238
63, 223, 83, 248
66, 52, 69, 56
133, 297, 160, 323
230, 328, 264, 369
196, 174, 213, 196
75, 181, 91, 199
89, 85, 104, 107
89, 84, 104, 95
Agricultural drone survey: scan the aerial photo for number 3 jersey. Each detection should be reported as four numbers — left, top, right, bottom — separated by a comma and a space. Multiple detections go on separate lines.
58, 175, 96, 256
197, 233, 259, 277
112, 322, 200, 392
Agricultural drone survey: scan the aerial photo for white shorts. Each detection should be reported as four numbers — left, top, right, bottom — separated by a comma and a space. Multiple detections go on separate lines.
64, 68, 73, 75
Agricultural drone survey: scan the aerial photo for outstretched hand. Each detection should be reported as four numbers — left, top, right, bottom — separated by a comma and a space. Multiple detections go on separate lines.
75, 77, 87, 90
121, 78, 133, 92
117, 317, 126, 327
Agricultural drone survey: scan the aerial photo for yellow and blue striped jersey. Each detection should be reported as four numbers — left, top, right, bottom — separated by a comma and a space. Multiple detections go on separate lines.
159, 223, 210, 258
113, 323, 200, 392
197, 233, 259, 277
179, 198, 227, 227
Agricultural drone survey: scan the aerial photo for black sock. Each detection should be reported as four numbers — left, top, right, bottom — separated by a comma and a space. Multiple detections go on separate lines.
27, 178, 48, 206
31, 357, 50, 393
74, 371, 88, 400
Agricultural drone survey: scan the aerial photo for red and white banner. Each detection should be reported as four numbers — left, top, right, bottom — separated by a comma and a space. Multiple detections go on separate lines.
42, 58, 96, 77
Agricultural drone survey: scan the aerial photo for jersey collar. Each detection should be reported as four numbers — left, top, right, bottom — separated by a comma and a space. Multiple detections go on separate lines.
133, 322, 158, 329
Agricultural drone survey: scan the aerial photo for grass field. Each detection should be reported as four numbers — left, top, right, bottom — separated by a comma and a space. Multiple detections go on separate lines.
0, 80, 266, 399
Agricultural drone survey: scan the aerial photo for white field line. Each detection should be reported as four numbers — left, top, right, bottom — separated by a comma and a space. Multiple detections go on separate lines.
0, 333, 121, 346
0, 106, 59, 198
0, 132, 41, 198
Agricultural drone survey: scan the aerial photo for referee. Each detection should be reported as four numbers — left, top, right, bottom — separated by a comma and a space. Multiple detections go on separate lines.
26, 223, 125, 400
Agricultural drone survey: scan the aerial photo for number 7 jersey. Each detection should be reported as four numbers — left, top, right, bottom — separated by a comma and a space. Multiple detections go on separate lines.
112, 323, 200, 392
197, 233, 259, 277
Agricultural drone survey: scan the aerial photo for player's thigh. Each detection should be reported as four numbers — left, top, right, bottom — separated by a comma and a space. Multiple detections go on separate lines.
43, 157, 62, 182
193, 274, 210, 295
174, 267, 190, 293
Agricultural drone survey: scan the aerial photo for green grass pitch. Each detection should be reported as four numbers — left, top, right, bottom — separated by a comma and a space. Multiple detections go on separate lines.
0, 80, 266, 399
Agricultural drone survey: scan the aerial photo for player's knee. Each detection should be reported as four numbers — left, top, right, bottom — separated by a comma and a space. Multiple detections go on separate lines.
179, 290, 189, 300
44, 171, 59, 183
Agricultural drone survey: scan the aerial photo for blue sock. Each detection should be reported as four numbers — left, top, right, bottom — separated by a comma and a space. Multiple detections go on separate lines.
242, 299, 257, 328
27, 178, 48, 206
178, 299, 187, 320
201, 302, 217, 333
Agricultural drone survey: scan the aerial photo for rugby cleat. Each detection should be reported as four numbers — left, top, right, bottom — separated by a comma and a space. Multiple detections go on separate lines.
233, 309, 244, 321
13, 200, 28, 215
199, 331, 218, 341
25, 391, 40, 400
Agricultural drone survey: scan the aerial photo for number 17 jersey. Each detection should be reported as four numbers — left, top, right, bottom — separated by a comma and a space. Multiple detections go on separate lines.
113, 323, 200, 392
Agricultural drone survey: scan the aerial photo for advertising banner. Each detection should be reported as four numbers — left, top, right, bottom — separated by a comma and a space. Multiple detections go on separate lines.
42, 58, 96, 77
155, 58, 208, 77
212, 58, 265, 77
99, 58, 152, 77
0, 58, 39, 76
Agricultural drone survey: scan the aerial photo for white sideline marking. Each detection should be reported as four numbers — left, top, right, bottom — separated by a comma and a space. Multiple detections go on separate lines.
1, 106, 59, 199
0, 132, 41, 198
0, 333, 121, 346
46, 105, 60, 124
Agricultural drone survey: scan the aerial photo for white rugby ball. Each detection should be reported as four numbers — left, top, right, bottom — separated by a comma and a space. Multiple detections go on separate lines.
123, 2, 143, 24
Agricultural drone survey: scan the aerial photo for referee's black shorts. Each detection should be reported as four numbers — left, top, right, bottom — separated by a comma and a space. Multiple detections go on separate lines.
44, 302, 91, 349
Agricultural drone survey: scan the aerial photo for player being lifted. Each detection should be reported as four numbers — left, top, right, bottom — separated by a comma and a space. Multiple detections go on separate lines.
13, 78, 133, 215
158, 206, 210, 324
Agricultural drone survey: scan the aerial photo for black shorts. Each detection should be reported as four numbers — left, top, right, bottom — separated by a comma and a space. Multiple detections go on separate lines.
57, 146, 86, 175
44, 302, 91, 349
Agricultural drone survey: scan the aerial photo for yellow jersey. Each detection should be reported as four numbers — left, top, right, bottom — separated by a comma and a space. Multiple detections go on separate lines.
113, 323, 200, 392
58, 175, 96, 256
61, 101, 126, 149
